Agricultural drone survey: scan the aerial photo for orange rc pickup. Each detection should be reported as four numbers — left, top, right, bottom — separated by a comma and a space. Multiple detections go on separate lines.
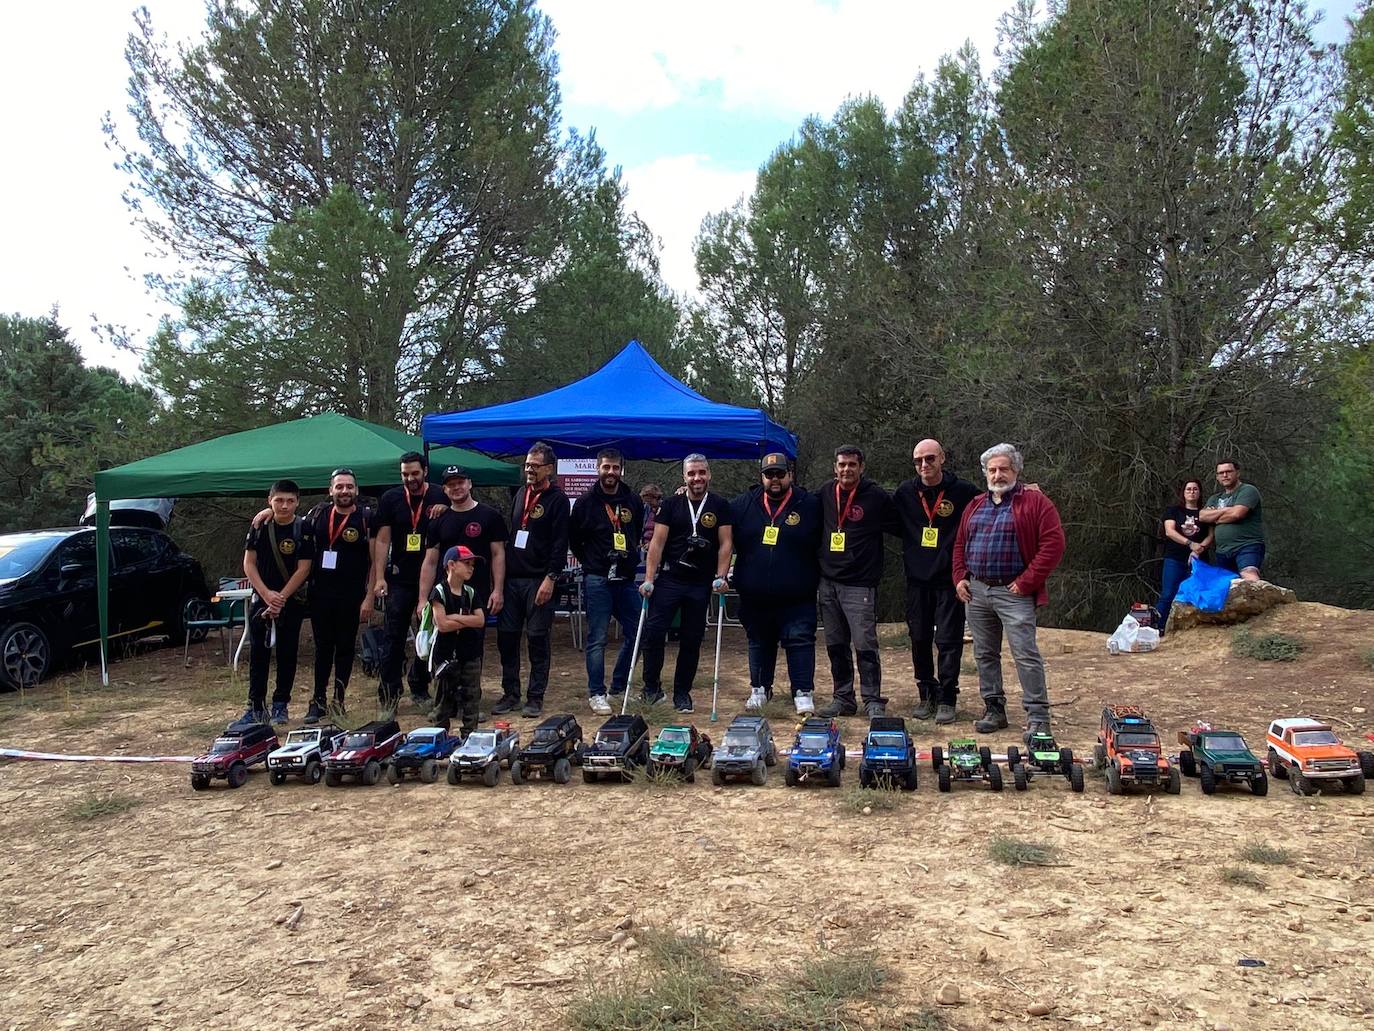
1265, 717, 1373, 796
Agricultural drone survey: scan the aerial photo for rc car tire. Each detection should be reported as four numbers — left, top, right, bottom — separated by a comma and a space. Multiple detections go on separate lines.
1069, 764, 1085, 793
903, 767, 918, 792
826, 760, 842, 787
838, 749, 845, 770
1094, 742, 1107, 769
1289, 768, 1310, 795
227, 762, 248, 789
750, 763, 767, 786
190, 773, 209, 791
324, 769, 342, 787
859, 767, 872, 789
1250, 771, 1268, 796
482, 762, 500, 788
582, 768, 597, 784
386, 763, 402, 785
1006, 746, 1021, 767
1179, 750, 1196, 777
931, 746, 944, 771
1268, 748, 1288, 779
712, 766, 725, 786
937, 766, 951, 792
979, 746, 993, 771
1346, 772, 1366, 795
1199, 764, 1217, 795
684, 757, 698, 784
553, 757, 572, 784
1105, 762, 1123, 795
988, 763, 1003, 791
1012, 765, 1028, 791
1166, 766, 1181, 795
305, 760, 322, 784
363, 760, 382, 786
420, 759, 438, 784
447, 764, 461, 785
785, 767, 799, 787
1059, 747, 1074, 775
269, 770, 287, 786
509, 759, 525, 785
765, 744, 777, 767
1359, 751, 1374, 779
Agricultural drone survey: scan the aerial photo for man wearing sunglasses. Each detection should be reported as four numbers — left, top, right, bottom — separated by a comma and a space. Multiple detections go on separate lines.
729, 454, 822, 714
494, 441, 569, 718
892, 440, 979, 725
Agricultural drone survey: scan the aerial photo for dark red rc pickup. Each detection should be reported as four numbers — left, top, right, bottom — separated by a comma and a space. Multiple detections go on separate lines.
322, 719, 404, 786
190, 723, 279, 790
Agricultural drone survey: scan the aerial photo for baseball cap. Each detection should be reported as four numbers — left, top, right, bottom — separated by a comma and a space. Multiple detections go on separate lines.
443, 545, 483, 564
761, 453, 789, 473
441, 465, 471, 483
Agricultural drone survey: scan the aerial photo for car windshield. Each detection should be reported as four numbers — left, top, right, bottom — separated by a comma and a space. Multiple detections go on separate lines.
595, 729, 627, 746
533, 729, 559, 744
285, 731, 317, 745
1118, 733, 1158, 747
465, 733, 496, 749
797, 733, 829, 752
0, 534, 62, 581
1203, 734, 1248, 751
409, 734, 436, 746
869, 733, 905, 748
209, 738, 241, 754
341, 733, 374, 749
1293, 729, 1340, 746
660, 729, 689, 744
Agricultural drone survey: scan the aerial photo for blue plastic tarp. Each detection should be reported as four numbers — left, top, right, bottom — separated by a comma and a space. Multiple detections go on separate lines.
421, 341, 797, 460
1174, 559, 1235, 612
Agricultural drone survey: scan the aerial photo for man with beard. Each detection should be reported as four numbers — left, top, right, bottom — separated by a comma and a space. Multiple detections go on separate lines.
417, 466, 508, 712
371, 452, 451, 711
301, 468, 374, 722
494, 442, 569, 718
953, 443, 1065, 739
729, 453, 822, 714
639, 454, 733, 713
818, 445, 894, 718
568, 447, 644, 715
892, 439, 979, 725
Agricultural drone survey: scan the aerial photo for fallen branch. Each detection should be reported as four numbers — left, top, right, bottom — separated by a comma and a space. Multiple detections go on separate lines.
502, 977, 573, 989
978, 927, 1010, 939
290, 958, 326, 966
1001, 974, 1034, 998
1312, 713, 1356, 729
243, 889, 268, 906
217, 978, 249, 996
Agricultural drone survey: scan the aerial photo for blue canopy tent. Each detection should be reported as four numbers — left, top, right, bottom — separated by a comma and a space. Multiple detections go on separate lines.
421, 341, 797, 459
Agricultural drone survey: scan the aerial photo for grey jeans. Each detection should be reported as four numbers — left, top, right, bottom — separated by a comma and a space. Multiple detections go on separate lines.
818, 577, 885, 707
966, 579, 1050, 722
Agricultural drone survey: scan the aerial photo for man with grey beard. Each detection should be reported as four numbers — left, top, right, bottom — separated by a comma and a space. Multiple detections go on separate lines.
952, 444, 1065, 740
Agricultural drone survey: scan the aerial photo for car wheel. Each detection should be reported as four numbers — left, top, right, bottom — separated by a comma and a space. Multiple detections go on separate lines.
838, 749, 845, 771
1199, 764, 1217, 795
363, 760, 382, 786
1346, 772, 1366, 795
937, 766, 951, 793
764, 744, 777, 767
712, 766, 725, 787
1012, 765, 1028, 792
826, 760, 841, 788
988, 764, 1003, 792
269, 770, 287, 786
684, 757, 698, 784
324, 768, 342, 787
978, 746, 993, 771
420, 759, 438, 784
509, 759, 526, 785
553, 757, 572, 784
1268, 748, 1288, 779
1105, 762, 1123, 795
1359, 751, 1374, 779
482, 762, 500, 788
0, 622, 52, 690
1166, 766, 1182, 795
784, 767, 799, 787
1059, 747, 1074, 775
858, 767, 872, 789
1289, 768, 1309, 795
386, 763, 402, 786
582, 768, 597, 784
227, 762, 248, 789
903, 767, 918, 792
931, 746, 944, 771
171, 593, 212, 645
1179, 750, 1196, 777
305, 760, 321, 784
750, 763, 767, 786
447, 764, 461, 785
190, 773, 209, 791
1250, 771, 1268, 796
1094, 742, 1107, 769
1069, 764, 1085, 793
1006, 745, 1021, 767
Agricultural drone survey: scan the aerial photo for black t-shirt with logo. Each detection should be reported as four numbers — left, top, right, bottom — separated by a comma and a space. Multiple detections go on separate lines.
244, 517, 316, 593
505, 484, 571, 580
429, 580, 484, 664
656, 491, 732, 585
892, 473, 980, 583
303, 503, 371, 601
375, 483, 450, 587
816, 477, 892, 587
426, 502, 509, 602
1163, 505, 1205, 562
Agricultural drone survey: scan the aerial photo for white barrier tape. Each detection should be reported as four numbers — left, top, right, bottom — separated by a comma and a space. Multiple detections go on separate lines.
0, 748, 195, 763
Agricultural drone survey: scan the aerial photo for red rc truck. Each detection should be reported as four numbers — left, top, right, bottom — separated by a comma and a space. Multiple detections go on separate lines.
190, 723, 279, 791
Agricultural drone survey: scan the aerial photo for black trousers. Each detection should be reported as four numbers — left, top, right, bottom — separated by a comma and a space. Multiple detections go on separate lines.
641, 576, 710, 708
904, 578, 966, 705
496, 577, 555, 704
379, 581, 430, 702
247, 599, 305, 708
310, 591, 362, 705
433, 657, 483, 735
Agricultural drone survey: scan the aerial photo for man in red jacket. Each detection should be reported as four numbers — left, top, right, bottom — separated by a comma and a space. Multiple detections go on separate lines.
952, 444, 1065, 739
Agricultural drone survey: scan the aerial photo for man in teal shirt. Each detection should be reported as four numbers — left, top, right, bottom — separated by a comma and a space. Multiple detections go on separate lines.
1198, 459, 1265, 581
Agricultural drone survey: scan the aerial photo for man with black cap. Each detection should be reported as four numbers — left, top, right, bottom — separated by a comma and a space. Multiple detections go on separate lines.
370, 451, 449, 711
817, 445, 894, 718
729, 453, 822, 714
568, 447, 644, 715
418, 465, 508, 701
892, 439, 979, 724
494, 441, 569, 718
639, 453, 734, 713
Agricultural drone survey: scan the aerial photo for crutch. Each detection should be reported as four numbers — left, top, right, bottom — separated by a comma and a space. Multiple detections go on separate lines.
709, 592, 726, 723
620, 597, 651, 716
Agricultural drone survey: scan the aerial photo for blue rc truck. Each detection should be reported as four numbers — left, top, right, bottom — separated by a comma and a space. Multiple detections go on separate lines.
785, 717, 845, 787
858, 716, 918, 791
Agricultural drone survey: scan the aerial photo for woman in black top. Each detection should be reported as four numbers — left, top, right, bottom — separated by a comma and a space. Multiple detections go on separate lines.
1156, 478, 1212, 629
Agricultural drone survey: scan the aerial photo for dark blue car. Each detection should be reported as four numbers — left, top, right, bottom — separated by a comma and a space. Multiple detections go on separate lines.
859, 717, 918, 791
386, 726, 461, 784
785, 717, 844, 787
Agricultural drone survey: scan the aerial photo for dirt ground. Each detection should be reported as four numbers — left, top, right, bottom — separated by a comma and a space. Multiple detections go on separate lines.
2, 601, 1373, 1030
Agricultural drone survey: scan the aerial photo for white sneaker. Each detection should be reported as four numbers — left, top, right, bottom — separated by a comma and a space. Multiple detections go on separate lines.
794, 693, 815, 714
588, 694, 612, 715
746, 687, 766, 711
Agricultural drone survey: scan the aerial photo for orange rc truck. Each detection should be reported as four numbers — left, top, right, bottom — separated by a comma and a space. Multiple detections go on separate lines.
1265, 717, 1373, 796
1095, 705, 1180, 795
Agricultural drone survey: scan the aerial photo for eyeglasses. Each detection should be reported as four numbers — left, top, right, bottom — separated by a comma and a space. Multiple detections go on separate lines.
523, 462, 552, 469
762, 470, 788, 479
915, 455, 940, 465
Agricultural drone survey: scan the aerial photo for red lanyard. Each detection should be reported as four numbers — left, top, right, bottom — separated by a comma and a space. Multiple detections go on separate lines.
327, 507, 351, 549
834, 483, 858, 530
520, 486, 545, 529
604, 502, 622, 531
762, 488, 792, 526
406, 491, 424, 533
919, 490, 946, 527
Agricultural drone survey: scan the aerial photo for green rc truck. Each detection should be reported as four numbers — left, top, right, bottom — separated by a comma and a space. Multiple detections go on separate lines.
1006, 732, 1084, 793
1176, 722, 1268, 796
932, 738, 1003, 792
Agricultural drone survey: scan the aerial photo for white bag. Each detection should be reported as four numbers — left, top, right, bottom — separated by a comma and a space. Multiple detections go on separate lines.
1107, 614, 1158, 654
414, 601, 436, 660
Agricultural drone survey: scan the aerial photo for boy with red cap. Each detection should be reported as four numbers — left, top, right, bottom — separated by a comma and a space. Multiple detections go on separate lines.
428, 546, 487, 734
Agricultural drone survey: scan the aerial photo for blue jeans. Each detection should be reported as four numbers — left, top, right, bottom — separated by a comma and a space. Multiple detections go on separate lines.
1156, 556, 1191, 627
1217, 544, 1265, 575
583, 574, 642, 697
738, 595, 816, 697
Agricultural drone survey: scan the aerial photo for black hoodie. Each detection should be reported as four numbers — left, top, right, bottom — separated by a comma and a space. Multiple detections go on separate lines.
891, 471, 980, 582
729, 485, 822, 600
568, 480, 644, 578
816, 477, 893, 587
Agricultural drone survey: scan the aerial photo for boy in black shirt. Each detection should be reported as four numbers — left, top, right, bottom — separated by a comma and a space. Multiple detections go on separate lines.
429, 546, 487, 734
240, 480, 315, 725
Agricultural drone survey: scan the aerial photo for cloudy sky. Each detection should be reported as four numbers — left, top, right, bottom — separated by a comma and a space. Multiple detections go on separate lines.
0, 1, 1361, 379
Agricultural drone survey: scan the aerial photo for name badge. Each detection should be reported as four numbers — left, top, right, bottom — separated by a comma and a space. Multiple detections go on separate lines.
514, 529, 530, 549
921, 527, 939, 549
762, 526, 780, 546
405, 533, 422, 552
321, 550, 338, 570
612, 532, 627, 552
830, 532, 846, 552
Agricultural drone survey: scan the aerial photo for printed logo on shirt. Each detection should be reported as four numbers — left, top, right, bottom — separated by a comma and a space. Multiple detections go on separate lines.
279, 538, 296, 555
465, 522, 482, 538
785, 512, 801, 526
936, 499, 955, 518
529, 504, 544, 520
700, 511, 718, 528
849, 505, 865, 521
618, 506, 635, 524
342, 527, 360, 543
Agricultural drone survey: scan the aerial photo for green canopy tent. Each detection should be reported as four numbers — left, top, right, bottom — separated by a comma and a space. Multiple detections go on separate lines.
90, 413, 519, 685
